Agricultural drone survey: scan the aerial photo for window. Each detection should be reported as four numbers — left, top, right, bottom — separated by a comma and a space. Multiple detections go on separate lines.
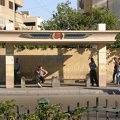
9, 20, 13, 23
0, 16, 5, 24
15, 4, 18, 11
0, 0, 5, 6
9, 1, 13, 9
24, 22, 36, 26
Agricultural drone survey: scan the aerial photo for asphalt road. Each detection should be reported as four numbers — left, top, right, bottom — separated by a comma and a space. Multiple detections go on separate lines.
0, 95, 120, 120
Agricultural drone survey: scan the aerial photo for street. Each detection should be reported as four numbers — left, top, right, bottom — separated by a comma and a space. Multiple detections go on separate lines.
0, 95, 120, 119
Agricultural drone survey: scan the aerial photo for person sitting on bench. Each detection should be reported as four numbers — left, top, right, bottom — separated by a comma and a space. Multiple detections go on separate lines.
34, 65, 48, 88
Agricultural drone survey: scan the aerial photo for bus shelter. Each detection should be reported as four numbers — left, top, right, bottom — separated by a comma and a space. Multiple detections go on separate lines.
0, 30, 119, 88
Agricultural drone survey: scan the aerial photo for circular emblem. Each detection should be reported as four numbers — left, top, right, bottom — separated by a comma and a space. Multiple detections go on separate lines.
54, 33, 63, 39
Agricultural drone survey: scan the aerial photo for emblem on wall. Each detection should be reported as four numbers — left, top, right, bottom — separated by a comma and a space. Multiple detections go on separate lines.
64, 33, 92, 39
21, 33, 51, 39
52, 33, 63, 39
20, 33, 92, 39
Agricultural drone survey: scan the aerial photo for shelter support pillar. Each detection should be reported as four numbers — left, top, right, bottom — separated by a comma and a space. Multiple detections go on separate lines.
98, 43, 106, 87
6, 44, 14, 88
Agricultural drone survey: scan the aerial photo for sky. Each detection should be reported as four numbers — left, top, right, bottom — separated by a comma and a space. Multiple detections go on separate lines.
19, 0, 77, 20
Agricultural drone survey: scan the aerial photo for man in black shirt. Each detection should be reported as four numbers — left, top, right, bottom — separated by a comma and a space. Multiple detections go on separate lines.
111, 57, 118, 83
89, 58, 98, 86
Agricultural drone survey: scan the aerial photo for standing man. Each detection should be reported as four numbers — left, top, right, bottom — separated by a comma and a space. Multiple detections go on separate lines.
35, 65, 48, 87
111, 57, 118, 83
116, 58, 120, 85
89, 58, 98, 87
14, 58, 20, 84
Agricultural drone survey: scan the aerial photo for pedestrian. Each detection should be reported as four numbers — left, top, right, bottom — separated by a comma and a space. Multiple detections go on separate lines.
34, 65, 48, 87
116, 58, 120, 85
89, 58, 98, 86
111, 57, 118, 83
14, 58, 20, 84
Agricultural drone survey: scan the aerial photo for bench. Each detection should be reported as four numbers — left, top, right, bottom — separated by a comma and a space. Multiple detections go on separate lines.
85, 74, 90, 87
21, 76, 60, 88
51, 76, 60, 88
21, 76, 37, 88
21, 76, 26, 88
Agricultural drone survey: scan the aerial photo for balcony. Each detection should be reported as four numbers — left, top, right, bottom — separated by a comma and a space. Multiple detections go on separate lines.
15, 0, 23, 7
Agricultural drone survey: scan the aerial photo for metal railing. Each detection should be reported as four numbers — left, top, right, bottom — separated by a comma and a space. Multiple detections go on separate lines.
13, 97, 120, 119
67, 97, 120, 120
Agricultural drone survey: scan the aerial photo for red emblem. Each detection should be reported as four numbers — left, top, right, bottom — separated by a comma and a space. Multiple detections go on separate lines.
54, 33, 63, 39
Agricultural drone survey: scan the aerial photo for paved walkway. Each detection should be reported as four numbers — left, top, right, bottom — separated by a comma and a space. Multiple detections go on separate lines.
0, 83, 120, 96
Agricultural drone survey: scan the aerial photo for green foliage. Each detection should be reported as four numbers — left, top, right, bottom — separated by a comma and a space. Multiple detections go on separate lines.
13, 45, 58, 50
0, 100, 86, 120
70, 107, 86, 119
87, 6, 118, 30
107, 33, 120, 48
0, 100, 17, 120
43, 1, 118, 31
35, 103, 70, 120
43, 0, 85, 30
0, 43, 5, 48
13, 45, 91, 50
22, 113, 39, 120
42, 0, 120, 49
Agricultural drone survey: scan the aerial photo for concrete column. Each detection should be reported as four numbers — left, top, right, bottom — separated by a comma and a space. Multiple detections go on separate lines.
6, 44, 14, 88
98, 43, 106, 87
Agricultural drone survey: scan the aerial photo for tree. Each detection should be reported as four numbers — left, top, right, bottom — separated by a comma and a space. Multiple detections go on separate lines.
43, 0, 120, 48
43, 1, 84, 30
43, 0, 118, 30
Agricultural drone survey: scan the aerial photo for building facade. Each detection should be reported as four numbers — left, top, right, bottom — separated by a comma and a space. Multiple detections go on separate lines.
21, 11, 44, 30
0, 0, 44, 30
0, 0, 23, 30
77, 0, 120, 20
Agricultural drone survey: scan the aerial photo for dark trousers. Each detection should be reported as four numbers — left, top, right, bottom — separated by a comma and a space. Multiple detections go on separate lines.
113, 70, 117, 82
14, 70, 18, 84
34, 76, 45, 84
39, 76, 45, 83
90, 70, 98, 86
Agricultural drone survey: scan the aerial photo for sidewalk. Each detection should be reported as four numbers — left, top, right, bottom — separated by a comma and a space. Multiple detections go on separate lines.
0, 83, 120, 96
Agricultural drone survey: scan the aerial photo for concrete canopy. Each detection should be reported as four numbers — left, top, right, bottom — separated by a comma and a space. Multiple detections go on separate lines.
0, 30, 119, 88
0, 30, 119, 45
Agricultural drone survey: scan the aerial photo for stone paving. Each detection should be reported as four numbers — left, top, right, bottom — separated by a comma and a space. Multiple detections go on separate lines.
0, 83, 120, 96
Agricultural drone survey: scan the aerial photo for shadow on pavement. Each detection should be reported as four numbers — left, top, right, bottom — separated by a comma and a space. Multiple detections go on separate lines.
84, 83, 120, 95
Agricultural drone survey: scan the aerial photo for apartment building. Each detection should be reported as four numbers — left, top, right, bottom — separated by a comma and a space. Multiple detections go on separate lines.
21, 11, 44, 30
77, 0, 120, 20
0, 0, 24, 30
0, 0, 44, 30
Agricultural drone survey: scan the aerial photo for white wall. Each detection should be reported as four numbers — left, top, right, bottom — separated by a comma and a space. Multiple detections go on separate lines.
37, 17, 44, 30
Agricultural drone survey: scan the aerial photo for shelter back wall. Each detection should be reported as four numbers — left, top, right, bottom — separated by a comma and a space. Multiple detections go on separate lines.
0, 48, 119, 83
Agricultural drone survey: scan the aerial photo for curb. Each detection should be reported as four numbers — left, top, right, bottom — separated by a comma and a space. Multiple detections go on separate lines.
0, 87, 120, 96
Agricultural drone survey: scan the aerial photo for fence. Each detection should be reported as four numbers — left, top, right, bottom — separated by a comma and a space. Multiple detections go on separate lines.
2, 97, 120, 120
15, 97, 120, 119
67, 97, 120, 120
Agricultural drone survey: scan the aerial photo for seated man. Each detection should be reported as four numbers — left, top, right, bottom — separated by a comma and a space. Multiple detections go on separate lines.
34, 65, 48, 88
